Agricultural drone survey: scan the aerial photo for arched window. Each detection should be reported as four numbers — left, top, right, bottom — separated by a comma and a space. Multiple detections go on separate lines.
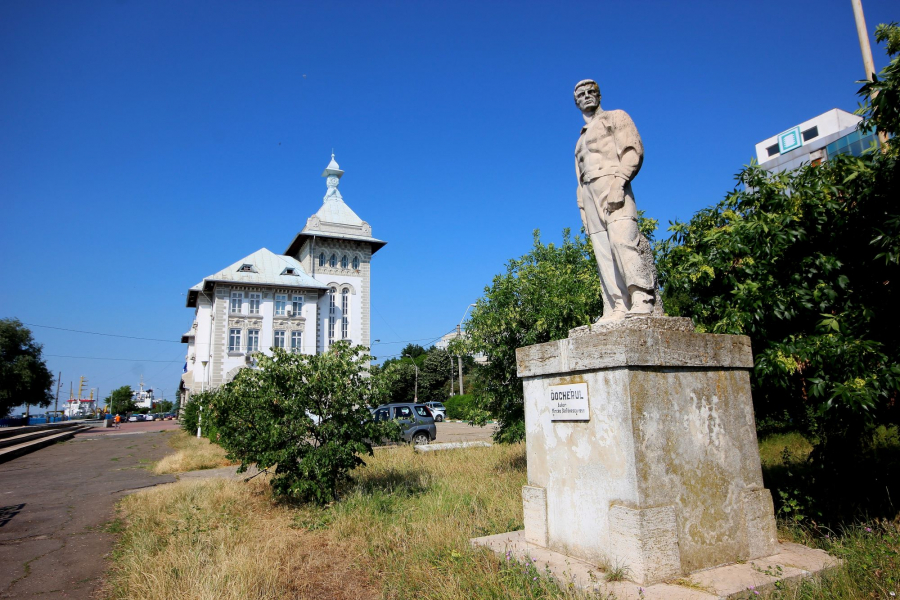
329, 254, 337, 268
328, 287, 337, 345
352, 256, 360, 270
318, 253, 325, 267
341, 289, 349, 340
341, 255, 348, 269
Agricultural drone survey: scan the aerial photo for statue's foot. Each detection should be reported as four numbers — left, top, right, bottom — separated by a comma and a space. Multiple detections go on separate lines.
595, 309, 627, 324
626, 290, 655, 318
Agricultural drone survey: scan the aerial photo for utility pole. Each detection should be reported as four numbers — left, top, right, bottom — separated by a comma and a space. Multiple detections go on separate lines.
449, 354, 455, 397
54, 372, 62, 422
455, 304, 476, 397
851, 0, 889, 148
456, 325, 464, 396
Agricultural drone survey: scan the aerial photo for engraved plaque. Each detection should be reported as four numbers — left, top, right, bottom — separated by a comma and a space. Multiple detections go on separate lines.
548, 383, 589, 421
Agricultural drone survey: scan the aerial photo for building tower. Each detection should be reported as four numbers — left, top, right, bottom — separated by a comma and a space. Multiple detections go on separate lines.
284, 154, 387, 353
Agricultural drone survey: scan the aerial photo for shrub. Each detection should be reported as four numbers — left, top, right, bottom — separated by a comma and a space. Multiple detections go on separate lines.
206, 343, 401, 504
445, 394, 476, 420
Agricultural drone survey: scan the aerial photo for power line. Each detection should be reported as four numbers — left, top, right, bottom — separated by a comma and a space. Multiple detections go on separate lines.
371, 333, 457, 345
23, 322, 181, 343
24, 320, 447, 347
45, 354, 182, 363
374, 329, 457, 360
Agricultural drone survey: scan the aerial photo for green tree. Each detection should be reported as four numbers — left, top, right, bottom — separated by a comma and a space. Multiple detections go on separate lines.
419, 347, 452, 402
383, 360, 418, 403
857, 22, 900, 155
0, 319, 54, 418
206, 342, 400, 504
399, 343, 426, 360
105, 385, 138, 414
154, 400, 174, 413
464, 229, 604, 443
656, 27, 900, 516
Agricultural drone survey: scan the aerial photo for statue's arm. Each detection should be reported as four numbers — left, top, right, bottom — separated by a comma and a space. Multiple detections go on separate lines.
614, 111, 644, 181
575, 156, 588, 229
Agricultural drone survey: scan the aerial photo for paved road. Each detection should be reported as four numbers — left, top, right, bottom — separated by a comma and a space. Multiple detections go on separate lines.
435, 420, 497, 443
81, 418, 180, 436
0, 429, 177, 599
0, 419, 495, 599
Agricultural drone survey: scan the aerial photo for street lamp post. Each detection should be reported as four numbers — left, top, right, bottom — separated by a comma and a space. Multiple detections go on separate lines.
403, 352, 419, 402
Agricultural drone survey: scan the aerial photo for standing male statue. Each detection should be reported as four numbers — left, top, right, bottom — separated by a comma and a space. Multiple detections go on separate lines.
574, 79, 660, 321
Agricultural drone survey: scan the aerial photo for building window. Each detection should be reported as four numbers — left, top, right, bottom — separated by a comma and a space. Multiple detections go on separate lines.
237, 263, 256, 273
282, 267, 297, 276
318, 253, 325, 267
273, 330, 285, 349
341, 289, 349, 340
248, 293, 261, 315
329, 254, 337, 268
292, 295, 303, 316
341, 255, 348, 269
802, 126, 819, 142
230, 292, 243, 313
352, 256, 360, 270
229, 328, 242, 352
328, 287, 336, 345
766, 144, 779, 157
275, 294, 287, 316
247, 329, 260, 353
291, 331, 302, 353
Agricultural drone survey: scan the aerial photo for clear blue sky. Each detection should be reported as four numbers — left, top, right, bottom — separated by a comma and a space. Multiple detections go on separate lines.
1, 0, 895, 409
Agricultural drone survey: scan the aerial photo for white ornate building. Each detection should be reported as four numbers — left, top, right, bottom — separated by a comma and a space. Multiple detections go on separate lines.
180, 155, 386, 401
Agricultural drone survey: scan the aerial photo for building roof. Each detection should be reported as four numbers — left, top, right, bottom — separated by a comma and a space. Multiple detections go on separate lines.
284, 154, 387, 256
754, 108, 861, 166
186, 248, 327, 307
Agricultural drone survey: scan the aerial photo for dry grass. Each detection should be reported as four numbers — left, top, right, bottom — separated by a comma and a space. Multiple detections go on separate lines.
111, 442, 593, 599
111, 434, 900, 599
106, 477, 377, 600
152, 430, 236, 474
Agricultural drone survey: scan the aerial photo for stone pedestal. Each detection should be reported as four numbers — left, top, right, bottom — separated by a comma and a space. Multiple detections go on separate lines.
513, 318, 777, 585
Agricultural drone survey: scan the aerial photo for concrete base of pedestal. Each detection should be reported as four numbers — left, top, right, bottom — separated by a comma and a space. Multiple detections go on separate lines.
471, 530, 839, 599
515, 318, 783, 584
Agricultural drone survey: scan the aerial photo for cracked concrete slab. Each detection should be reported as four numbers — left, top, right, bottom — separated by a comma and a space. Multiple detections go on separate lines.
0, 430, 177, 599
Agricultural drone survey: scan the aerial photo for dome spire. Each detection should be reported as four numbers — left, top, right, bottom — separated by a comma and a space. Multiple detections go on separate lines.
321, 152, 344, 202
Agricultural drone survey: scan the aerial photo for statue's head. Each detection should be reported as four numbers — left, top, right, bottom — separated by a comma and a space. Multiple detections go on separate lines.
574, 79, 601, 112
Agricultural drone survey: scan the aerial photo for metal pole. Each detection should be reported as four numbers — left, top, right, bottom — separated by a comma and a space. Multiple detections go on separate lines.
414, 363, 418, 402
851, 0, 890, 148
456, 325, 464, 395
449, 355, 455, 397
54, 372, 61, 422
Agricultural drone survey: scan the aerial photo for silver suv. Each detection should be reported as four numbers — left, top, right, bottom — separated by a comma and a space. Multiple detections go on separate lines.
372, 403, 436, 445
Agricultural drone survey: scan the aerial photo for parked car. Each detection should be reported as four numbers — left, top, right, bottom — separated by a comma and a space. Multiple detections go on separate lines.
144, 414, 156, 421
371, 403, 436, 445
424, 402, 447, 422
127, 414, 144, 422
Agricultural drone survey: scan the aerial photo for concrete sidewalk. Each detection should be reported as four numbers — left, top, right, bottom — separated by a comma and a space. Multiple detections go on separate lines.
0, 430, 177, 599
